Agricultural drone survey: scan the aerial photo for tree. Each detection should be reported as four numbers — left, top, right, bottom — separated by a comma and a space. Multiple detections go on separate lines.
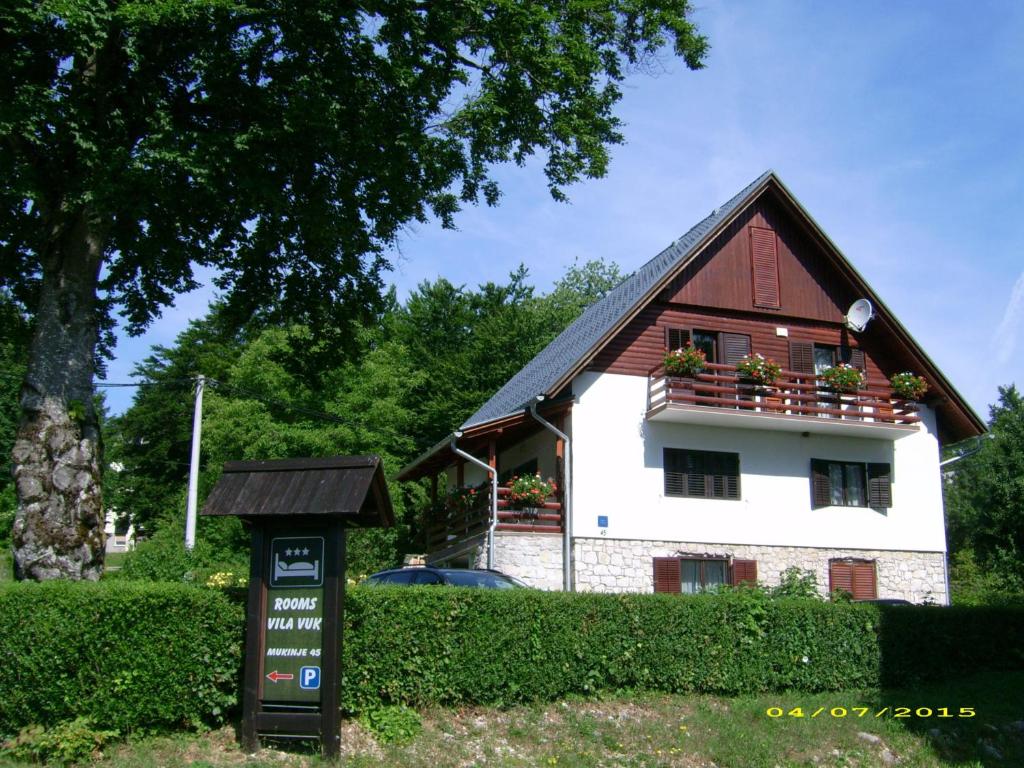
945, 385, 1024, 597
0, 1, 707, 579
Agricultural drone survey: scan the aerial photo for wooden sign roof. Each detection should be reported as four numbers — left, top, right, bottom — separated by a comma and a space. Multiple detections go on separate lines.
202, 455, 394, 527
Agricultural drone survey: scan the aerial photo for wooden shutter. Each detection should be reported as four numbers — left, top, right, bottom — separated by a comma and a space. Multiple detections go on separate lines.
829, 561, 853, 597
789, 340, 815, 375
842, 347, 866, 371
810, 459, 832, 508
867, 463, 892, 509
731, 559, 758, 586
720, 333, 752, 367
852, 561, 877, 599
653, 557, 681, 593
830, 560, 877, 600
666, 327, 691, 351
750, 226, 781, 309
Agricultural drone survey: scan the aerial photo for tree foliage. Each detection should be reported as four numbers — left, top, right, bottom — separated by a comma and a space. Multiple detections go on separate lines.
110, 260, 621, 576
1, 0, 707, 578
945, 385, 1024, 601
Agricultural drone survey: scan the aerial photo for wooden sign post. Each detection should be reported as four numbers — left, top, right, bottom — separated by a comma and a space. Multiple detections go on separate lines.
202, 456, 394, 759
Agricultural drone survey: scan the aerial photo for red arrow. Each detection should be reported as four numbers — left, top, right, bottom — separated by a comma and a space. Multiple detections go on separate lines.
266, 670, 294, 683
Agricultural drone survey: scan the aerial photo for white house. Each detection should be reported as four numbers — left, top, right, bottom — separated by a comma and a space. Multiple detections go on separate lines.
398, 171, 984, 603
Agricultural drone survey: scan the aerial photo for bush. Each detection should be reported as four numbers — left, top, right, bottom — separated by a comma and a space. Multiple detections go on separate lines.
340, 588, 1024, 711
115, 521, 248, 584
2, 584, 1023, 739
0, 581, 243, 737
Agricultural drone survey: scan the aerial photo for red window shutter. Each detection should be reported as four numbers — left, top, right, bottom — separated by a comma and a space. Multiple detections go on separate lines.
842, 347, 866, 371
789, 340, 815, 375
852, 562, 877, 600
653, 557, 681, 593
810, 459, 832, 508
666, 327, 691, 351
750, 226, 781, 309
720, 333, 752, 367
829, 561, 854, 597
731, 559, 757, 586
867, 463, 892, 509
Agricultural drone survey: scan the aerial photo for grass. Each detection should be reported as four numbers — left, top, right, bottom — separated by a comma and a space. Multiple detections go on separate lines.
1, 671, 1021, 767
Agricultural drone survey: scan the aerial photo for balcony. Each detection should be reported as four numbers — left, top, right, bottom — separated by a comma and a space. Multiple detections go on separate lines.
646, 362, 922, 440
425, 486, 563, 555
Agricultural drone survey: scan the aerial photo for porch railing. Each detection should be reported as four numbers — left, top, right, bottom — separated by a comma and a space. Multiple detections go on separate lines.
425, 486, 563, 551
647, 362, 921, 425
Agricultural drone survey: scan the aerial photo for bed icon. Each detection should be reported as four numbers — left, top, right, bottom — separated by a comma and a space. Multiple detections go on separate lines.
269, 537, 325, 587
274, 553, 319, 582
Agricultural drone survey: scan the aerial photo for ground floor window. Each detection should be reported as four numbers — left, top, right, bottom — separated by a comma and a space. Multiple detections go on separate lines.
653, 556, 757, 593
829, 558, 877, 600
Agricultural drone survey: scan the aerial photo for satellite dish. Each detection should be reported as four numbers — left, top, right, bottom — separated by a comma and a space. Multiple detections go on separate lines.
845, 298, 874, 332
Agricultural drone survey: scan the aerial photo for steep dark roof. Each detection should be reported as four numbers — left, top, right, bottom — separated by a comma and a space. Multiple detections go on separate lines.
461, 170, 775, 429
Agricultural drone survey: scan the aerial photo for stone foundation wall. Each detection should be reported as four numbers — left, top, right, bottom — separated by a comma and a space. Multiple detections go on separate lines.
574, 538, 947, 604
471, 532, 564, 591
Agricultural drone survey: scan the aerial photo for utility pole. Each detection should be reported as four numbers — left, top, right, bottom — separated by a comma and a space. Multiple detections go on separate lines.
185, 375, 206, 551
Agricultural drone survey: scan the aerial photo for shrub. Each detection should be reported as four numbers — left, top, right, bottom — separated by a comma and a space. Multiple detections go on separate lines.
505, 474, 557, 509
2, 584, 1023, 738
820, 363, 865, 393
736, 353, 782, 386
3, 717, 120, 764
664, 344, 706, 377
889, 371, 928, 400
0, 581, 243, 737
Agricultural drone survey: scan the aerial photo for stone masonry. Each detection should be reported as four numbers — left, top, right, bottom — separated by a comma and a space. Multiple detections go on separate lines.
471, 531, 564, 591
574, 537, 947, 604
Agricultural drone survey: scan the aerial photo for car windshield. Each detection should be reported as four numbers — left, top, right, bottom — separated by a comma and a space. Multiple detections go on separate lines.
442, 571, 524, 589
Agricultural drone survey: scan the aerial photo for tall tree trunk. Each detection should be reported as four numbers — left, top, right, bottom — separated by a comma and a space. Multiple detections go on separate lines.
11, 210, 106, 580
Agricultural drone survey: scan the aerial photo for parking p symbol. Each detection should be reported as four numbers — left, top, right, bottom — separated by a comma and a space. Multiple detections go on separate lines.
299, 666, 321, 690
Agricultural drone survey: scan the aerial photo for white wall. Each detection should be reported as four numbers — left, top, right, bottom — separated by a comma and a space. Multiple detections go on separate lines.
570, 371, 947, 552
447, 428, 558, 489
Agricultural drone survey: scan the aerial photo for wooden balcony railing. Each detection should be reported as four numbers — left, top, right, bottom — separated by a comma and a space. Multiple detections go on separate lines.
647, 362, 921, 426
425, 486, 563, 551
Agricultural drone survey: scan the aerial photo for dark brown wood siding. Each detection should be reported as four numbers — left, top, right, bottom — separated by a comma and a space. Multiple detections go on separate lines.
659, 196, 856, 322
588, 305, 891, 383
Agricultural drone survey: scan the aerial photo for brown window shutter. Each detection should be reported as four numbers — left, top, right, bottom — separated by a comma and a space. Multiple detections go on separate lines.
842, 347, 866, 371
731, 559, 757, 586
720, 333, 752, 367
867, 463, 892, 509
653, 557, 681, 593
810, 459, 831, 508
829, 561, 854, 597
666, 327, 691, 351
750, 226, 781, 309
852, 561, 877, 600
789, 340, 814, 375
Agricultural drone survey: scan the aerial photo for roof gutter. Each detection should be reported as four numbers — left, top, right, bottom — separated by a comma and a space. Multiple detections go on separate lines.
528, 397, 573, 592
449, 433, 498, 571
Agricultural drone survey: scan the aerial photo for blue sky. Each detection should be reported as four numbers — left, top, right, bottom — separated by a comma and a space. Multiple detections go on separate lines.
101, 1, 1024, 421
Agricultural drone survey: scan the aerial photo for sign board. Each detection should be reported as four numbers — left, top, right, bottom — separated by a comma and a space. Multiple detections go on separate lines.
263, 536, 325, 704
201, 456, 395, 760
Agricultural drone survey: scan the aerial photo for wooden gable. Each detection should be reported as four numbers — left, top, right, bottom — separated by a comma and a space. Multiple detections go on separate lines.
584, 180, 982, 443
659, 194, 856, 322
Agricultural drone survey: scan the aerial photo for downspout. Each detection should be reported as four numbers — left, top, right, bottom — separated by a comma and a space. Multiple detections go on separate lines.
528, 397, 573, 592
450, 433, 498, 571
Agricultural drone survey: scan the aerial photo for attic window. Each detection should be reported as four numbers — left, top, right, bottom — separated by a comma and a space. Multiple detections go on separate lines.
750, 226, 781, 309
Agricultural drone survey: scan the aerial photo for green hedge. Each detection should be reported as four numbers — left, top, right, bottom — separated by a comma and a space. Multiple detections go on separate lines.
2, 583, 1023, 736
0, 582, 243, 736
341, 589, 1024, 710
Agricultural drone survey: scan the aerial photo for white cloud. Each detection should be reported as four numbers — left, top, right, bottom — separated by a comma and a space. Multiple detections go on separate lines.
993, 270, 1024, 366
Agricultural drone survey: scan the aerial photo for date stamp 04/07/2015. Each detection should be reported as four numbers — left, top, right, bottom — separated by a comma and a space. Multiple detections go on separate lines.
765, 707, 976, 719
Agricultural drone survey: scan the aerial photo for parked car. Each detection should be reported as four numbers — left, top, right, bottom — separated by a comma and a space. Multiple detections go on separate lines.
363, 567, 529, 589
